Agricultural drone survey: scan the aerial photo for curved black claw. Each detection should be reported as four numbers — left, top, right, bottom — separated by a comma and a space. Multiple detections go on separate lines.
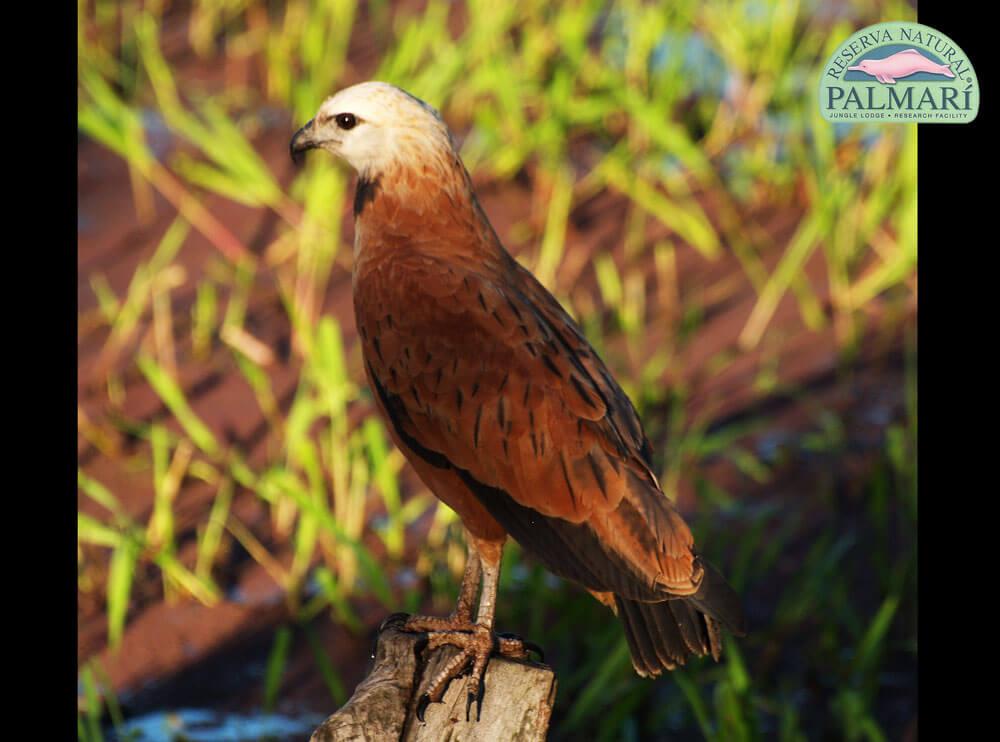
476, 676, 486, 721
373, 614, 412, 658
496, 632, 546, 662
413, 633, 429, 655
523, 640, 545, 662
379, 612, 411, 633
465, 678, 486, 722
416, 693, 432, 723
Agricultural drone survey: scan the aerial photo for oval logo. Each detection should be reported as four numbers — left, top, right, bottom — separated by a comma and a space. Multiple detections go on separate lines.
819, 22, 979, 123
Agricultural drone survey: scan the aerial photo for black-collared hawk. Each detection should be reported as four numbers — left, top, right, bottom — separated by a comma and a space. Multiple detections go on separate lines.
291, 81, 744, 718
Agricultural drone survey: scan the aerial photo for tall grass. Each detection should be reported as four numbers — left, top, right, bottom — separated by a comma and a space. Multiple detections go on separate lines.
78, 1, 917, 738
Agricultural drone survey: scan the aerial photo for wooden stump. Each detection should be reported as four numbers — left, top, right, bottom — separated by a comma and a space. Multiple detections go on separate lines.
310, 615, 557, 742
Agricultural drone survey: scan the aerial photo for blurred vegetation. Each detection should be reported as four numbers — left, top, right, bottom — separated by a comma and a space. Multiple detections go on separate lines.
78, 0, 917, 740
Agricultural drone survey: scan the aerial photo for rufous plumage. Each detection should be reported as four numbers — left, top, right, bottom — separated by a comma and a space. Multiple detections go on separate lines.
291, 82, 744, 718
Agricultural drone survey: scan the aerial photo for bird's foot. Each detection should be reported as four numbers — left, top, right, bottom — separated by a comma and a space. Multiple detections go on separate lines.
410, 625, 544, 722
403, 612, 475, 634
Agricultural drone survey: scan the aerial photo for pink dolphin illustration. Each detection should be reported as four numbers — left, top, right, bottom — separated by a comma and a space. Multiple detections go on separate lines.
848, 48, 955, 84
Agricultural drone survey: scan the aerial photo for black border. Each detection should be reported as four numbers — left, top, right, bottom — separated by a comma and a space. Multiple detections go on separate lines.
61, 1, 991, 738
917, 1, 989, 736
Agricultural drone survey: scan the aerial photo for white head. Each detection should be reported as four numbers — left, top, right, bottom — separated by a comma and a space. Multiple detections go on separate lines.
290, 82, 455, 179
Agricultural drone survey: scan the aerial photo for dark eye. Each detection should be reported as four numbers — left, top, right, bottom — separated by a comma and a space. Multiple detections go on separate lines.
335, 113, 357, 130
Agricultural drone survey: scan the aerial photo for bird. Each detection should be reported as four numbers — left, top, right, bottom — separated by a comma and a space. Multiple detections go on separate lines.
290, 81, 745, 720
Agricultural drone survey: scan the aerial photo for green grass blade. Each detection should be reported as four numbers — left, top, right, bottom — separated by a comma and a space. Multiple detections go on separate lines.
263, 625, 294, 712
304, 624, 347, 706
136, 355, 220, 456
107, 536, 140, 649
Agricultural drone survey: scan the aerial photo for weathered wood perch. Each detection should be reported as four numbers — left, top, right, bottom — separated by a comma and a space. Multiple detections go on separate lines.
310, 614, 557, 741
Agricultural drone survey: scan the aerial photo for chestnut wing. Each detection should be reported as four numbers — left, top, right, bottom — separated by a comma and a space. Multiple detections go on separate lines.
356, 256, 703, 600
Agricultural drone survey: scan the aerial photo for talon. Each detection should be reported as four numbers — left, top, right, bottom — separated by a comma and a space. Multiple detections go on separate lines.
403, 613, 536, 722
495, 632, 544, 662
379, 612, 410, 632
416, 693, 431, 723
403, 613, 476, 634
475, 676, 486, 721
496, 631, 521, 656
372, 614, 410, 659
524, 641, 545, 662
413, 633, 429, 655
465, 673, 486, 723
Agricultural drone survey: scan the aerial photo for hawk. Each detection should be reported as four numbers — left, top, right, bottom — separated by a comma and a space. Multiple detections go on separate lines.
290, 82, 744, 719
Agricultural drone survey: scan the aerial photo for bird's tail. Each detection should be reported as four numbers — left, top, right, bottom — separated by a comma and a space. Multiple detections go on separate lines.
615, 560, 745, 677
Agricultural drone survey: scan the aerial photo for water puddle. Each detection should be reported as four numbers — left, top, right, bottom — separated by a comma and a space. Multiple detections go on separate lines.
110, 708, 326, 742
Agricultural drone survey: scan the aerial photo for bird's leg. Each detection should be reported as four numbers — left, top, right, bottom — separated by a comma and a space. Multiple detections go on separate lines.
404, 534, 482, 633
414, 539, 543, 722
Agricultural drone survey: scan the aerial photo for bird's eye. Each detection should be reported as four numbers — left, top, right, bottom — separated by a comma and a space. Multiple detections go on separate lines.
335, 113, 357, 130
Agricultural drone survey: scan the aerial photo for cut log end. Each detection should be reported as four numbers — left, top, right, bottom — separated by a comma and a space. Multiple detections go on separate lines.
311, 617, 557, 742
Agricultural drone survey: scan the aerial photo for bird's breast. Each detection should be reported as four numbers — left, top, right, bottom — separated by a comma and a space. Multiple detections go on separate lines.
353, 256, 467, 386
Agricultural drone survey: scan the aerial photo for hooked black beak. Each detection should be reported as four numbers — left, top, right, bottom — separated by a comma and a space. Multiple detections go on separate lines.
290, 119, 317, 165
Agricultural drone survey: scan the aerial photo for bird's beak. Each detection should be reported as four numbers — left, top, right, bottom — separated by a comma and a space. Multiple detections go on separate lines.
290, 119, 317, 165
